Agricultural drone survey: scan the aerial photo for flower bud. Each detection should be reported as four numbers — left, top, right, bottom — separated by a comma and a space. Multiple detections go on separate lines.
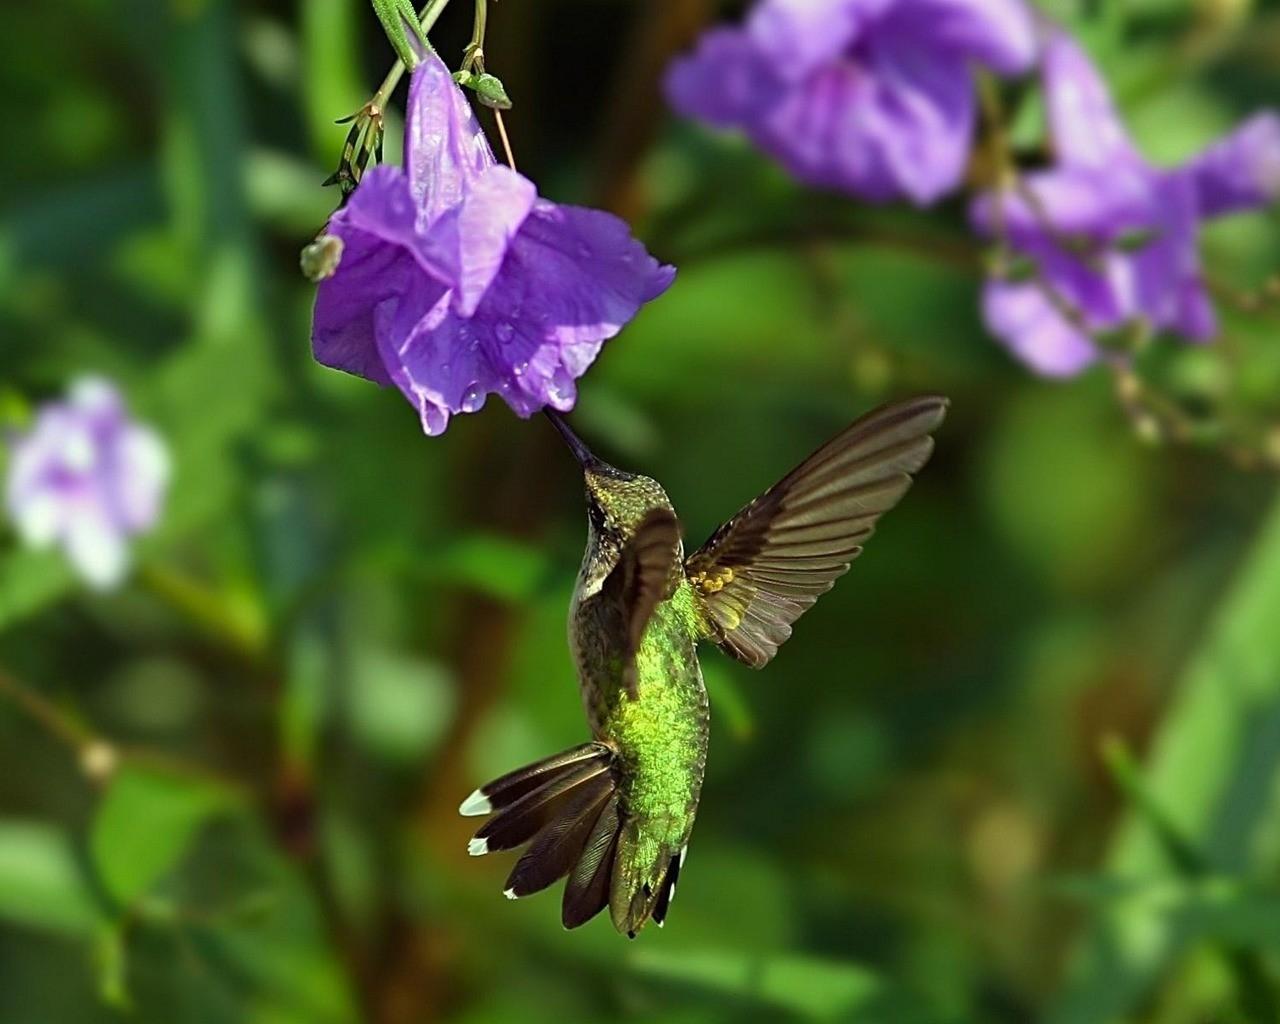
472, 73, 513, 111
301, 235, 345, 282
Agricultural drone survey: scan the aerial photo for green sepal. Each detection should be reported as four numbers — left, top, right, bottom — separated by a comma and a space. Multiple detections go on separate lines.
371, 0, 429, 69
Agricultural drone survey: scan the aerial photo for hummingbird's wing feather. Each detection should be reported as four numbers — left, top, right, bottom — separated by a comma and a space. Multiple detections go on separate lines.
602, 507, 683, 698
686, 395, 948, 668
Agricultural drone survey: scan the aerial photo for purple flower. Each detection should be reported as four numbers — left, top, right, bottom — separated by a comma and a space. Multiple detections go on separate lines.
5, 378, 169, 590
665, 0, 1037, 205
312, 52, 675, 435
972, 33, 1280, 376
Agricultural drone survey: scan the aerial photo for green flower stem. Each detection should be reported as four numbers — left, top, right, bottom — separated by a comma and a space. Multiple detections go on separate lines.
462, 0, 488, 74
371, 0, 430, 69
136, 564, 269, 668
370, 0, 453, 114
0, 666, 94, 754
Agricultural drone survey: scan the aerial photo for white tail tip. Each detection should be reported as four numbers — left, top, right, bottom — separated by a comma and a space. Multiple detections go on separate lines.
503, 887, 518, 900
468, 837, 489, 857
459, 789, 492, 817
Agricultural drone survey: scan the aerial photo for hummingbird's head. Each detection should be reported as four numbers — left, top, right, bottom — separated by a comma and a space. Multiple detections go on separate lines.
545, 411, 673, 537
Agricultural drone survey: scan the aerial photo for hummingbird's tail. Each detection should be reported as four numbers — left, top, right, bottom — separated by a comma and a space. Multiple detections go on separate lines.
460, 741, 626, 928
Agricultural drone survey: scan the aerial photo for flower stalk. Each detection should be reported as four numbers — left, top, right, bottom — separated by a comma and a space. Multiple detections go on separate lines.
325, 0, 454, 195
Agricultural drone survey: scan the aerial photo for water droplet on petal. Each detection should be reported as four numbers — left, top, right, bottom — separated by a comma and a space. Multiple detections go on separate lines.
495, 322, 514, 343
460, 384, 485, 412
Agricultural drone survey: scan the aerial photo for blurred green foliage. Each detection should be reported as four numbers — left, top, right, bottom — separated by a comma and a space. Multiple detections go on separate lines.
3, 1, 1280, 1022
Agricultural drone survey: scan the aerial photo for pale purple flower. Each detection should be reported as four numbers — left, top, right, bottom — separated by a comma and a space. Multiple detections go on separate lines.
5, 378, 169, 590
312, 52, 675, 435
972, 33, 1280, 375
665, 0, 1037, 205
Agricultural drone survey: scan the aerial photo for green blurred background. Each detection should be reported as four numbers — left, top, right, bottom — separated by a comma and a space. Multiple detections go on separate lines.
4, 1, 1280, 1021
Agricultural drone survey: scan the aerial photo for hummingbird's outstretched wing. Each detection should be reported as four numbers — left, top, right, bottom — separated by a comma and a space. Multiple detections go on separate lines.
686, 395, 948, 668
601, 507, 683, 698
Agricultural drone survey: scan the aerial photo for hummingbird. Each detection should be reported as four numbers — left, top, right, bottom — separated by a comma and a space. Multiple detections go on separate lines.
459, 395, 948, 937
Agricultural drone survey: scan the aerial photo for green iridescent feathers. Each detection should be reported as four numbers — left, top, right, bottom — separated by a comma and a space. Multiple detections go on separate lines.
686, 395, 949, 667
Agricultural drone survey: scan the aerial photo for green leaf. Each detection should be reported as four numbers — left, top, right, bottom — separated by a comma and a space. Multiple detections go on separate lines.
0, 820, 101, 936
631, 947, 890, 1020
0, 547, 77, 632
90, 764, 237, 907
349, 649, 455, 762
427, 533, 552, 602
1051, 494, 1280, 1022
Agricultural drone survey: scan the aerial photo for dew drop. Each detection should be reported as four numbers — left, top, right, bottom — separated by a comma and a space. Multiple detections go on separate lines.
461, 384, 485, 412
495, 322, 514, 343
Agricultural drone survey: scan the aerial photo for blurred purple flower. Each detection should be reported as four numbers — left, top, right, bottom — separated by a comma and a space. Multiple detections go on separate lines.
5, 378, 169, 590
665, 0, 1037, 205
972, 33, 1280, 376
312, 52, 675, 435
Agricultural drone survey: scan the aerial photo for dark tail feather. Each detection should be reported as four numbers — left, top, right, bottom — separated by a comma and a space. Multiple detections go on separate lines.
469, 758, 613, 856
504, 783, 612, 899
561, 792, 622, 929
651, 847, 685, 928
459, 742, 610, 818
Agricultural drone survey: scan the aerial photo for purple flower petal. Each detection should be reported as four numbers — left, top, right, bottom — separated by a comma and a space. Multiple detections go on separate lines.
664, 27, 783, 129
374, 284, 495, 435
982, 281, 1099, 375
418, 166, 538, 316
470, 201, 677, 410
113, 425, 171, 532
1126, 171, 1204, 334
747, 0, 885, 79
864, 33, 976, 204
5, 378, 168, 590
65, 506, 129, 590
666, 0, 1035, 205
1043, 33, 1137, 169
312, 169, 434, 386
403, 51, 496, 224
1186, 111, 1280, 218
886, 0, 1036, 74
972, 164, 1156, 247
752, 60, 900, 201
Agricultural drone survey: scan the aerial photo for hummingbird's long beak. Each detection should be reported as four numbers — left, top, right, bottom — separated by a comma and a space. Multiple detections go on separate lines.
544, 410, 598, 470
